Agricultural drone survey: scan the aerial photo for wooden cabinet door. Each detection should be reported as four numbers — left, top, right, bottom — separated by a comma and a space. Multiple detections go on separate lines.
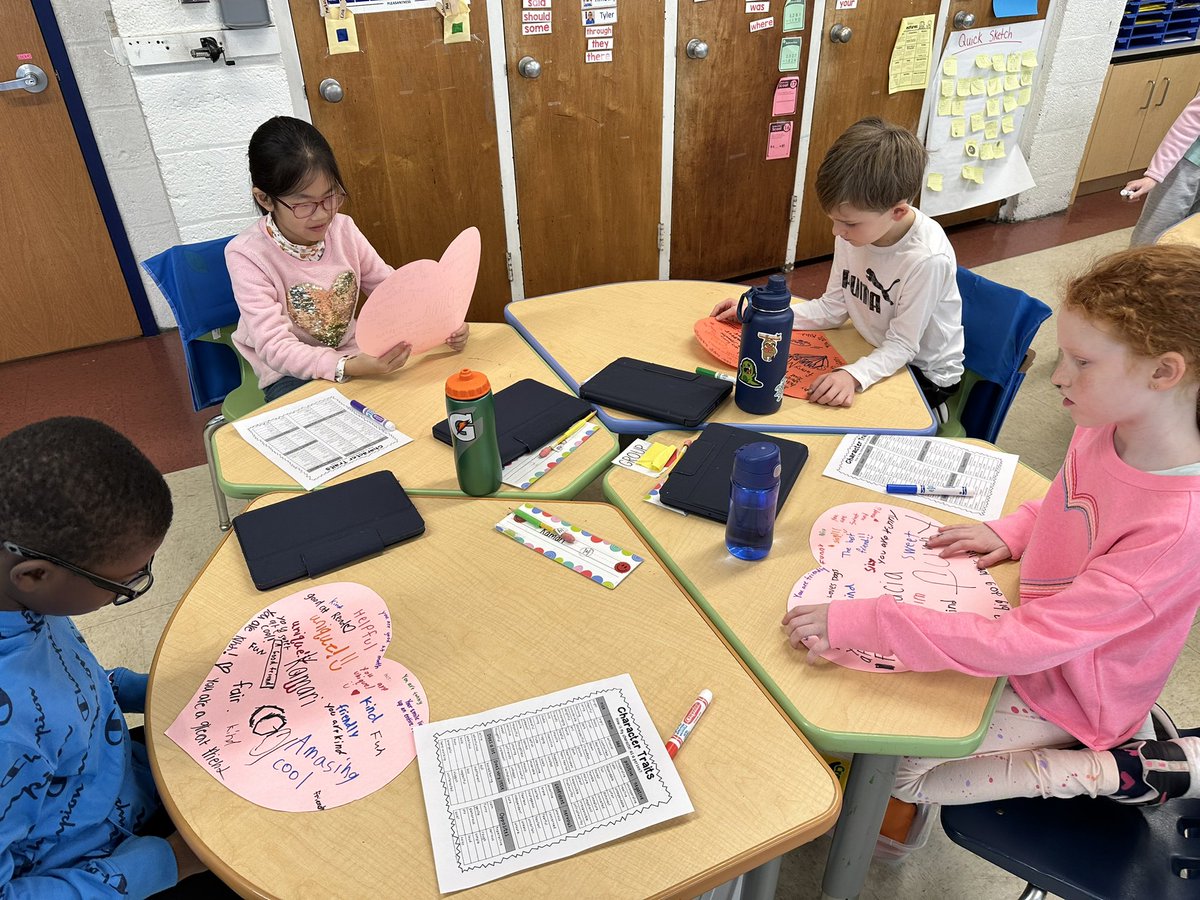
290, 4, 510, 321
1079, 58, 1159, 182
795, 0, 941, 262
671, 0, 812, 280
1, 4, 140, 362
1130, 53, 1200, 171
502, 3, 664, 298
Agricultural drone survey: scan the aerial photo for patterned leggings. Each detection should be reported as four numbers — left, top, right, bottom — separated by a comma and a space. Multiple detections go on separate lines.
893, 684, 1154, 805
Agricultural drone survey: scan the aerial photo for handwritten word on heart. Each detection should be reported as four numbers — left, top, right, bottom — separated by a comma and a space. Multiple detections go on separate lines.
692, 317, 846, 398
356, 226, 481, 357
166, 582, 427, 812
786, 503, 1010, 672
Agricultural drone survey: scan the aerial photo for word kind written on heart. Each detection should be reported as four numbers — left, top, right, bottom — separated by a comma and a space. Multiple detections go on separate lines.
166, 582, 427, 812
786, 503, 1010, 672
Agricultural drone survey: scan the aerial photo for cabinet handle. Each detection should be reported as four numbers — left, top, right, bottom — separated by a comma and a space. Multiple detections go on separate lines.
1139, 79, 1156, 110
1155, 77, 1171, 107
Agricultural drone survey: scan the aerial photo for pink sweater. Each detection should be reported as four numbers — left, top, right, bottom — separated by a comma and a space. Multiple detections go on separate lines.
1146, 91, 1200, 182
828, 425, 1200, 750
227, 214, 393, 389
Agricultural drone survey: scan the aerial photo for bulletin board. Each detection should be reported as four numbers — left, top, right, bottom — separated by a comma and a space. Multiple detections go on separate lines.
920, 19, 1045, 216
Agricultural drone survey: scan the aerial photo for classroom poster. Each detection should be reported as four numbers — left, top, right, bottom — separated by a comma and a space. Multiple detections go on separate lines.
920, 19, 1045, 216
319, 0, 439, 14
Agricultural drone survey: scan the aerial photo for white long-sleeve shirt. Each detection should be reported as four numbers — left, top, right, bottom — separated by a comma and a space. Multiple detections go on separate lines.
791, 209, 964, 390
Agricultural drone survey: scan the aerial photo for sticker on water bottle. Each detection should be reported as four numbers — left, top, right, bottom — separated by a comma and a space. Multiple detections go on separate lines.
758, 331, 783, 362
448, 411, 476, 442
738, 358, 763, 387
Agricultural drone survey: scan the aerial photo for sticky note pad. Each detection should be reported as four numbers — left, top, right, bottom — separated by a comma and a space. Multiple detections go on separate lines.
987, 97, 1001, 117
942, 78, 956, 98
1018, 88, 1032, 106
991, 54, 1005, 71
927, 172, 943, 192
938, 97, 953, 117
1004, 73, 1018, 90
962, 164, 977, 182
987, 77, 1003, 96
952, 98, 966, 116
1008, 53, 1021, 73
1001, 114, 1015, 133
970, 112, 985, 132
994, 140, 1006, 158
957, 79, 971, 97
1022, 50, 1038, 67
951, 118, 966, 138
1021, 70, 1033, 86
1003, 94, 1018, 113
964, 139, 980, 158
980, 142, 995, 161
973, 166, 985, 184
984, 120, 1000, 140
971, 77, 986, 96
943, 57, 958, 76
976, 54, 991, 69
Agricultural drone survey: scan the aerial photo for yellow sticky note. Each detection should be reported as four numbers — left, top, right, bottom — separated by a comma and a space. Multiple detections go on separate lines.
962, 164, 977, 182
991, 54, 1005, 71
952, 98, 966, 116
994, 140, 1006, 158
938, 97, 952, 117
951, 118, 966, 138
970, 112, 985, 132
957, 79, 971, 97
942, 79, 956, 98
987, 77, 1003, 97
1003, 94, 1018, 113
444, 9, 470, 43
1005, 73, 1020, 91
943, 57, 958, 77
1001, 114, 1015, 134
976, 54, 991, 70
973, 166, 985, 184
927, 172, 944, 191
964, 139, 980, 158
980, 142, 995, 161
325, 6, 360, 55
984, 120, 1000, 140
1018, 87, 1032, 106
986, 97, 1001, 117
1008, 53, 1021, 73
971, 77, 986, 96
1022, 49, 1038, 68
1021, 70, 1033, 86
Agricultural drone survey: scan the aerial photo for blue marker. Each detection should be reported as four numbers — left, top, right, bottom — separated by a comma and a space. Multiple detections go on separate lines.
886, 484, 973, 497
349, 399, 396, 431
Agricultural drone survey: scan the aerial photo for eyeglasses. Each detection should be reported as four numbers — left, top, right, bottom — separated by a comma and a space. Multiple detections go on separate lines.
1, 540, 155, 606
272, 190, 348, 220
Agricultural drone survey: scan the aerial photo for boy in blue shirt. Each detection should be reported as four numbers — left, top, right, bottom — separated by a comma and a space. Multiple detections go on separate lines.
0, 417, 208, 897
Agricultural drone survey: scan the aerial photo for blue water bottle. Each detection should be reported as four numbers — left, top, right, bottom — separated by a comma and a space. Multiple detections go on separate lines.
725, 442, 782, 561
734, 273, 794, 415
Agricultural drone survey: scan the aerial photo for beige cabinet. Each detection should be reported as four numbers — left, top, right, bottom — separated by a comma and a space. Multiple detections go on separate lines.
1080, 53, 1200, 184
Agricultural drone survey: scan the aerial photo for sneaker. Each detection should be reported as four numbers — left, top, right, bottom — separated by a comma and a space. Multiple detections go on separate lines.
1150, 703, 1180, 740
1112, 736, 1200, 805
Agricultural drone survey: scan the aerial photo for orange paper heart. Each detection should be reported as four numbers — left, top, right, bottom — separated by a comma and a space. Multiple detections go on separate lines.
693, 317, 847, 398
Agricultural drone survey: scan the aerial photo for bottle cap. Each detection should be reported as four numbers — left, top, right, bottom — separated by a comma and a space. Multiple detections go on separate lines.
731, 442, 782, 490
749, 273, 792, 312
445, 368, 492, 400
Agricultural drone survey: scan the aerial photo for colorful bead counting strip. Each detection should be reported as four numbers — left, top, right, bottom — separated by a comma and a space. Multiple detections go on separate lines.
494, 504, 643, 589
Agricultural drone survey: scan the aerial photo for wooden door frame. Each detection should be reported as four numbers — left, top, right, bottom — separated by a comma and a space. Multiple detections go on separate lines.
28, 1, 157, 336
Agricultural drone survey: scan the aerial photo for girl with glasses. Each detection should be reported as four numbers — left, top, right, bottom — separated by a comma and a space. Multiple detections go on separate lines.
227, 116, 470, 403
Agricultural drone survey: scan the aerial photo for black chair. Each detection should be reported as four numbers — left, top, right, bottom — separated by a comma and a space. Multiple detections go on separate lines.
940, 727, 1200, 900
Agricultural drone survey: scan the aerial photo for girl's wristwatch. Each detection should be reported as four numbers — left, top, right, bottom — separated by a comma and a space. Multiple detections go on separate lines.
334, 355, 351, 383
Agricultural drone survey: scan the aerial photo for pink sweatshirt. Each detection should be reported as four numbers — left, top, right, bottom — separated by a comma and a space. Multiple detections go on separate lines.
227, 214, 393, 389
1146, 91, 1200, 183
828, 425, 1200, 750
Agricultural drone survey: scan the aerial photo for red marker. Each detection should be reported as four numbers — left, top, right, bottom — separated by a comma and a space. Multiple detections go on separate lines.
665, 689, 712, 759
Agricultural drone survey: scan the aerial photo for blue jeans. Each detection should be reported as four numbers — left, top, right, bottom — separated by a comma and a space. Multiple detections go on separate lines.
262, 376, 311, 403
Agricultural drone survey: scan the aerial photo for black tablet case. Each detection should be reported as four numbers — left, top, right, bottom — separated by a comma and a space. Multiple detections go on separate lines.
578, 357, 733, 428
232, 471, 425, 590
658, 424, 809, 523
431, 379, 594, 465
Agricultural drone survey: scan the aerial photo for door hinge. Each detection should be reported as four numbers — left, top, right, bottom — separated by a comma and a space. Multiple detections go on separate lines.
505, 252, 514, 282
657, 223, 665, 252
789, 195, 799, 223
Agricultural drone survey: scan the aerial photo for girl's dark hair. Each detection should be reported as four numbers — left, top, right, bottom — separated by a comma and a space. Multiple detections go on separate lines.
248, 116, 345, 214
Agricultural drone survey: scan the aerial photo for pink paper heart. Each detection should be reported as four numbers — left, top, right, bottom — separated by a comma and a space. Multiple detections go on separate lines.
786, 503, 1010, 672
356, 227, 481, 357
166, 582, 427, 811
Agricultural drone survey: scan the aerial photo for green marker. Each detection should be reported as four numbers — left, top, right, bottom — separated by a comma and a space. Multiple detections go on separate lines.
696, 367, 736, 383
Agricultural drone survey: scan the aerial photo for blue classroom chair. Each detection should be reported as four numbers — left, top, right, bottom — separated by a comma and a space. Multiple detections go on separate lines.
940, 727, 1200, 900
142, 237, 264, 530
938, 268, 1053, 444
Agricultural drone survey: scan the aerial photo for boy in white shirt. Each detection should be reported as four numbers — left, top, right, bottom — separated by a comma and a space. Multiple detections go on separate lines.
713, 117, 964, 415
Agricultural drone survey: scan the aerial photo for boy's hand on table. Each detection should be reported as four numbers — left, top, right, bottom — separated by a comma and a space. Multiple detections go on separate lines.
781, 604, 831, 664
709, 298, 740, 323
1121, 176, 1156, 201
925, 524, 1012, 569
806, 370, 858, 407
346, 343, 412, 378
445, 322, 470, 351
167, 831, 208, 882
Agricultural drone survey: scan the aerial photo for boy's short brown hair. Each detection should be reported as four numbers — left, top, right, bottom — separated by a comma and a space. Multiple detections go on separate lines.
815, 117, 928, 213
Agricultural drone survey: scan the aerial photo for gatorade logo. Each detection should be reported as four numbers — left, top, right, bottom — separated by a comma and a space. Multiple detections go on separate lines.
449, 412, 476, 442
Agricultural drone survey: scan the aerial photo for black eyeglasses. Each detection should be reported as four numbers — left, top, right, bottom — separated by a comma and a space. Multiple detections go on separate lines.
272, 190, 348, 220
2, 541, 155, 606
